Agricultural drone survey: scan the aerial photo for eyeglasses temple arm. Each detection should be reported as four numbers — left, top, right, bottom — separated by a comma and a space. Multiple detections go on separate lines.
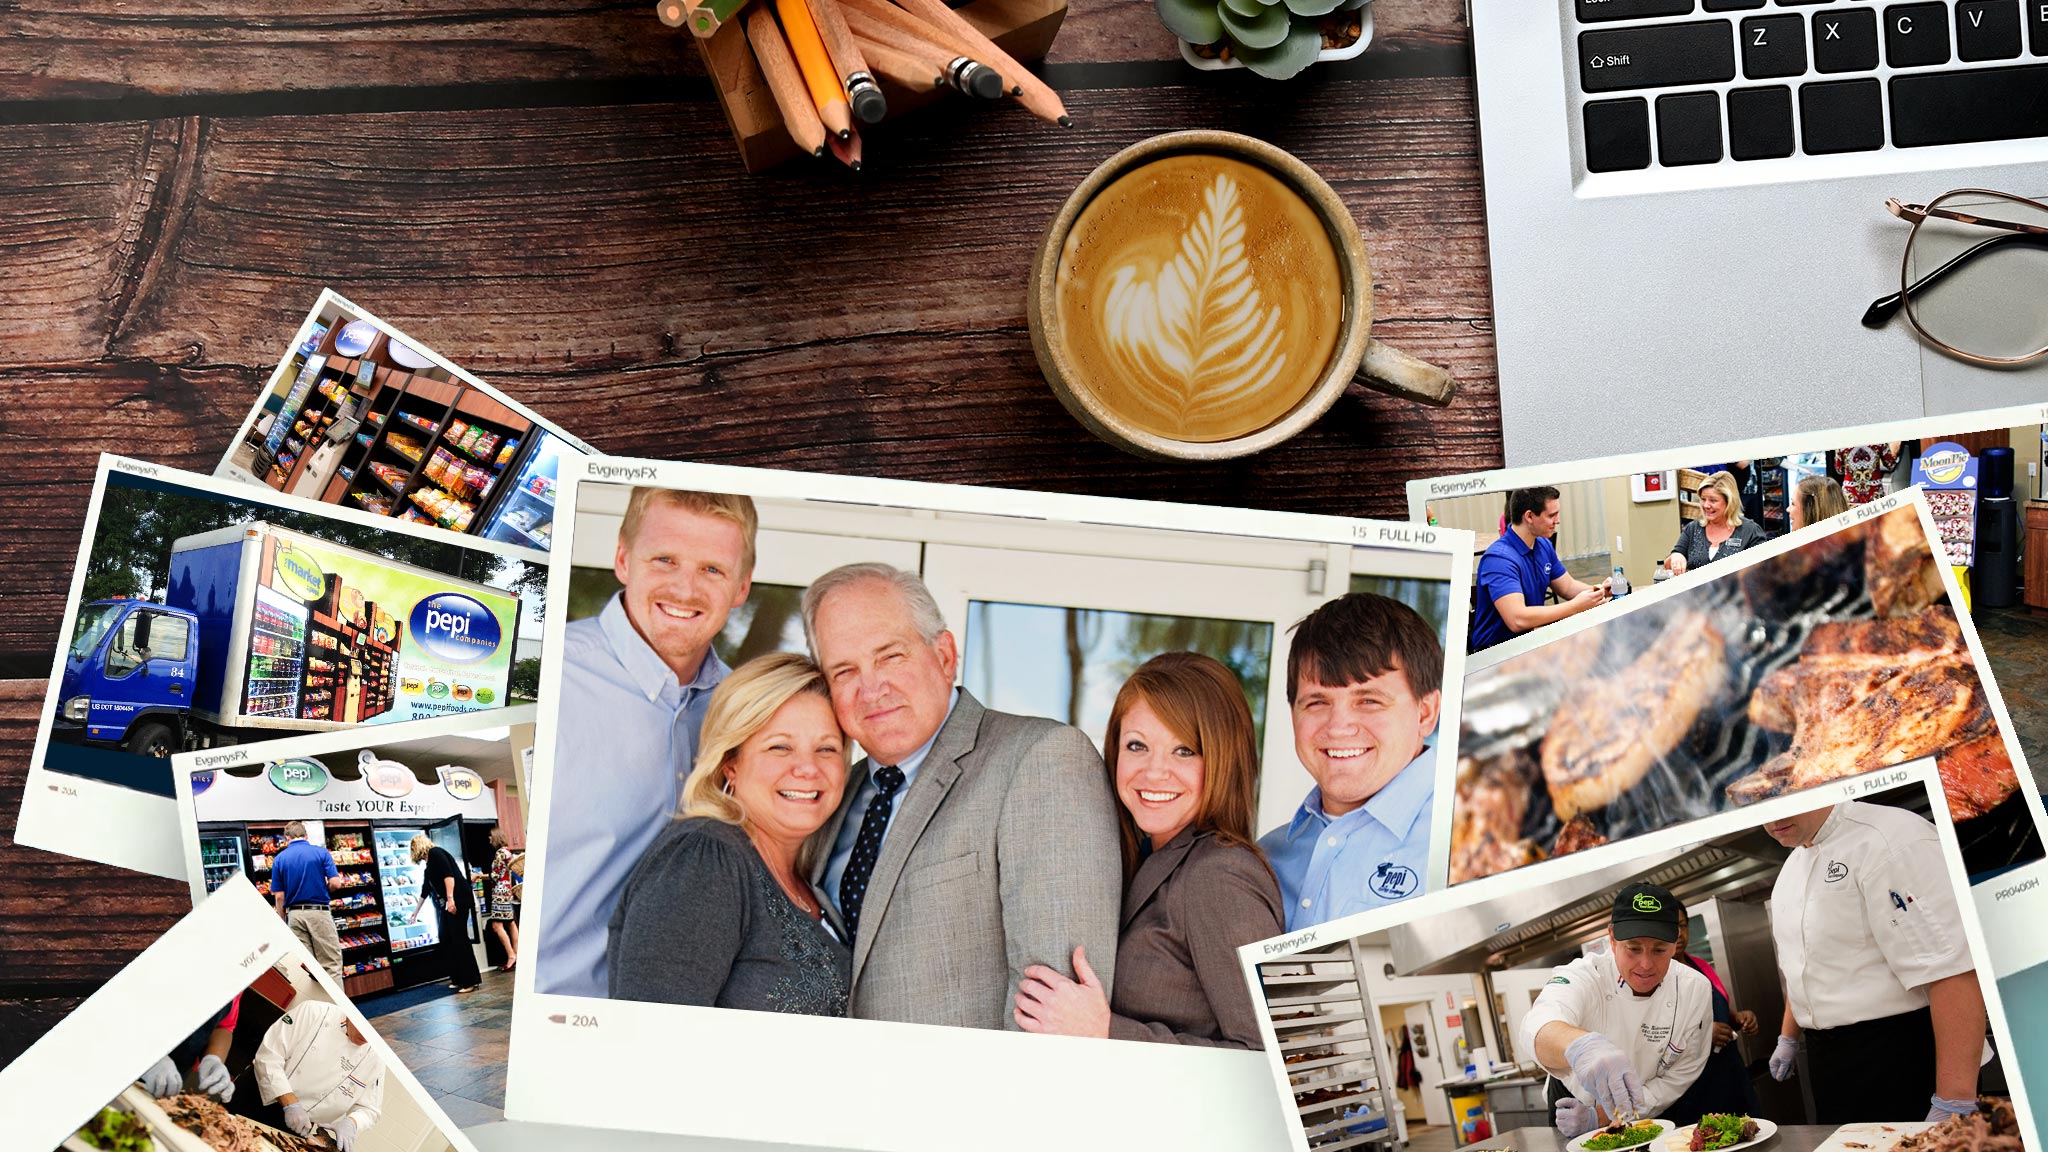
1888, 197, 2048, 237
1862, 231, 2048, 329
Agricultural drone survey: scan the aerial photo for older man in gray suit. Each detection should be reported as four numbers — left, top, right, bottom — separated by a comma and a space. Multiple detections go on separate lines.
803, 562, 1122, 1031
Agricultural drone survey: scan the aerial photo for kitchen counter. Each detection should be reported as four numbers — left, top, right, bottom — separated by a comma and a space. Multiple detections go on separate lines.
1462, 1125, 1843, 1152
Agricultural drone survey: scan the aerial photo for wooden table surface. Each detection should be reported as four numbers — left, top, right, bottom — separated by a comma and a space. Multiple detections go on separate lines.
0, 0, 1500, 1064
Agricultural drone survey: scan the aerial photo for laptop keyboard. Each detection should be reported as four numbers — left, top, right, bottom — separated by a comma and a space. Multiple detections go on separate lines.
1574, 0, 2048, 173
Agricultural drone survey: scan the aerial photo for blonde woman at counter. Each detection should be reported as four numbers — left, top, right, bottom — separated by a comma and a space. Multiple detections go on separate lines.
1665, 471, 1768, 576
1010, 653, 1285, 1047
1517, 882, 1714, 1136
607, 652, 852, 1015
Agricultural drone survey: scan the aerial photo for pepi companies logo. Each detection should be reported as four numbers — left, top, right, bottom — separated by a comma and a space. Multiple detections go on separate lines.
409, 593, 504, 665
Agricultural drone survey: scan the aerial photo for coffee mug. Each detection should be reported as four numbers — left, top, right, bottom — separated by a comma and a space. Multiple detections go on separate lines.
1028, 130, 1455, 461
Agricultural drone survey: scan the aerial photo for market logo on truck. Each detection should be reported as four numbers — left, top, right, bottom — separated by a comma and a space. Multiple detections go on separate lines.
273, 546, 327, 602
441, 767, 484, 800
268, 758, 330, 796
409, 593, 503, 665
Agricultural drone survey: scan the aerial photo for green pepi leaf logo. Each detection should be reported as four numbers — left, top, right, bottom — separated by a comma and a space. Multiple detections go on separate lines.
1633, 893, 1663, 913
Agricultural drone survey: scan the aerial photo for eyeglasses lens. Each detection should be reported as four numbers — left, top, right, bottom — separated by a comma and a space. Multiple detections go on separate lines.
1903, 191, 2048, 364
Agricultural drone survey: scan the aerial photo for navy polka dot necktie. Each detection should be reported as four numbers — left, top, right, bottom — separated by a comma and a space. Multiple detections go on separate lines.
839, 765, 905, 940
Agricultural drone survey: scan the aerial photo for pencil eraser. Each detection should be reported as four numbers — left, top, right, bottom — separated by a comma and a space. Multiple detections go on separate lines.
852, 87, 888, 124
968, 67, 1003, 100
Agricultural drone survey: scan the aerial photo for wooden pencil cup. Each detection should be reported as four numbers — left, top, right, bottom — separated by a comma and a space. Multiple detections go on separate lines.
696, 0, 1069, 172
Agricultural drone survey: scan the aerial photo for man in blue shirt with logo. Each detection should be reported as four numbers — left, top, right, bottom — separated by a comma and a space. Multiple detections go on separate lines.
271, 821, 344, 982
1260, 593, 1444, 931
1469, 486, 1609, 654
536, 488, 756, 999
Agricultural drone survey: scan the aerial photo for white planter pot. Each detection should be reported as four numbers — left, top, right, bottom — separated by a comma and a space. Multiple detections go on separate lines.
1178, 0, 1374, 73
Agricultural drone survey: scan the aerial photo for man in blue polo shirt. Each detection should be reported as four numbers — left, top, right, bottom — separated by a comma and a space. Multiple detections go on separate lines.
271, 820, 344, 982
1469, 486, 1609, 653
1260, 593, 1444, 930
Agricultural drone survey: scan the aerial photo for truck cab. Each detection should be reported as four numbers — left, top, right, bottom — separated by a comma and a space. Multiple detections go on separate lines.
53, 598, 201, 756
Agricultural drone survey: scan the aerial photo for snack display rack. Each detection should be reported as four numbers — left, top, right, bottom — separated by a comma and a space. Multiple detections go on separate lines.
326, 824, 395, 995
327, 372, 533, 536
1260, 939, 1397, 1151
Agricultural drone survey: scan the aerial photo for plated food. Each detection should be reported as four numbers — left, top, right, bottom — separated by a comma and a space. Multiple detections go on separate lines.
68, 1087, 335, 1152
1893, 1098, 2024, 1152
1662, 1114, 1775, 1152
1451, 508, 2031, 885
1571, 1118, 1671, 1152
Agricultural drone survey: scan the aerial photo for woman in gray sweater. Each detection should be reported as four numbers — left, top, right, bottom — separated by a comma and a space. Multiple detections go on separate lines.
607, 652, 852, 1015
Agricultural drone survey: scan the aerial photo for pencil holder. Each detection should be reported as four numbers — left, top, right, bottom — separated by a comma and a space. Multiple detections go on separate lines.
696, 0, 1069, 172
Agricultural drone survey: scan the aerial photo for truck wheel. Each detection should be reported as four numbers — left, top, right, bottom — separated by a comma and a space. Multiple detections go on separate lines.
125, 720, 179, 758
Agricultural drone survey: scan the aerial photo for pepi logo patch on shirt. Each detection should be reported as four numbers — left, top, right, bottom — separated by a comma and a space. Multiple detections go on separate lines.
1825, 861, 1849, 883
1370, 862, 1419, 900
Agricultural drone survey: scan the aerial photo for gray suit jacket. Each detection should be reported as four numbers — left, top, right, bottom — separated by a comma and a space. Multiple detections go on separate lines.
1107, 827, 1283, 1048
814, 689, 1122, 1030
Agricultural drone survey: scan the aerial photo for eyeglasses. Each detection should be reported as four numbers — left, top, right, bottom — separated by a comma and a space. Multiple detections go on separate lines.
1861, 188, 2048, 366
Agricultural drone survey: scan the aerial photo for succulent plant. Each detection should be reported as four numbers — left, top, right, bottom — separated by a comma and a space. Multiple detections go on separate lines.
1160, 0, 1368, 79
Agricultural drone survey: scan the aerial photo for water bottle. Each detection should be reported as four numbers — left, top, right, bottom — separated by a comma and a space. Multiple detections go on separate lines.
1610, 565, 1630, 597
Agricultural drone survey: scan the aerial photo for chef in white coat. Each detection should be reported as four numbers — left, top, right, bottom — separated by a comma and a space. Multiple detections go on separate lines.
1519, 882, 1714, 1137
248, 998, 384, 1152
1763, 800, 1987, 1124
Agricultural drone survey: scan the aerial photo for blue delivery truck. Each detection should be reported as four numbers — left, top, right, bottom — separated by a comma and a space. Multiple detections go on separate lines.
54, 522, 518, 757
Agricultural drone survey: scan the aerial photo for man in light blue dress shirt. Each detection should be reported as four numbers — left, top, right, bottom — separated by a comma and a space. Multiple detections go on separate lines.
536, 488, 757, 998
1259, 592, 1445, 932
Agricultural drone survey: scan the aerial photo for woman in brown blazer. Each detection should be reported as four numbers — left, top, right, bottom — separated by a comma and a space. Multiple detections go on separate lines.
1012, 651, 1285, 1047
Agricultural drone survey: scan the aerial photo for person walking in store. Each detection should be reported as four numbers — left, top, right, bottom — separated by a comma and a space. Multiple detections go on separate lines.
803, 562, 1122, 1031
536, 487, 757, 998
1009, 653, 1284, 1047
486, 828, 520, 972
270, 821, 345, 983
1660, 919, 1761, 1125
1763, 800, 1989, 1124
1664, 471, 1768, 577
1834, 443, 1904, 506
609, 652, 852, 1013
1261, 593, 1444, 931
242, 998, 383, 1152
408, 833, 482, 994
1788, 475, 1849, 531
1518, 882, 1714, 1135
1469, 486, 1609, 653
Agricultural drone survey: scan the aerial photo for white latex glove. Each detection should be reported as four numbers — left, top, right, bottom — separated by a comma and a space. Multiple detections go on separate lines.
1769, 1035, 1798, 1081
195, 1054, 234, 1102
332, 1115, 360, 1152
1564, 1032, 1647, 1118
283, 1102, 315, 1137
1556, 1098, 1599, 1138
1927, 1097, 1978, 1123
139, 1056, 182, 1097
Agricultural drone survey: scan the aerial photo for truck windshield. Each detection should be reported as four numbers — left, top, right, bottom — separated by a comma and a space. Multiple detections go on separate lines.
68, 603, 124, 660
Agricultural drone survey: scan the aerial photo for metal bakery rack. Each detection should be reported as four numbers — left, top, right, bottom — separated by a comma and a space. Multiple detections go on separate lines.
1260, 937, 1397, 1151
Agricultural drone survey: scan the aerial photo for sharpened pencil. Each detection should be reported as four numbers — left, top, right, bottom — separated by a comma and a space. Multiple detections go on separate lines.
839, 0, 1005, 89
745, 4, 831, 158
890, 0, 1070, 124
775, 0, 854, 140
829, 124, 864, 171
806, 0, 888, 124
853, 34, 942, 91
840, 2, 1001, 98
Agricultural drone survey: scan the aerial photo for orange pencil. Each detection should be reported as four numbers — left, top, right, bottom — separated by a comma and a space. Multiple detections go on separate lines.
828, 124, 864, 172
775, 0, 854, 141
852, 34, 942, 91
745, 4, 830, 158
806, 0, 888, 124
890, 0, 1070, 125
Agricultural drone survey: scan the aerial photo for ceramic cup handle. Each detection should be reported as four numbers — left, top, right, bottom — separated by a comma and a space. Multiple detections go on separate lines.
1356, 339, 1456, 406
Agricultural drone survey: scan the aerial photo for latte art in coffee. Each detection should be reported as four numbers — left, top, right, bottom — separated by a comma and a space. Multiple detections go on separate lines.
1054, 154, 1343, 443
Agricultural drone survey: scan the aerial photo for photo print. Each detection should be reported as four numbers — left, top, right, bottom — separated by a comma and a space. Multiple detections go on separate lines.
508, 455, 1474, 1151
1242, 764, 2037, 1152
1406, 400, 2048, 784
1448, 491, 2048, 900
14, 455, 544, 879
0, 879, 484, 1152
213, 289, 591, 560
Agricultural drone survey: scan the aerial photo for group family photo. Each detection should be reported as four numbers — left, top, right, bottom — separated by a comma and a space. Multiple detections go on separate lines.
530, 481, 1457, 1047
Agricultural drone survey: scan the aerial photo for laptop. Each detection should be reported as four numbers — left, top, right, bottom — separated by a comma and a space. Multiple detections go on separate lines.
1468, 0, 2048, 465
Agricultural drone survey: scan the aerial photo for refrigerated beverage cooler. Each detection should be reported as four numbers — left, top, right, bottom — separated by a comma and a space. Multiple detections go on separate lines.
198, 829, 246, 894
478, 434, 564, 549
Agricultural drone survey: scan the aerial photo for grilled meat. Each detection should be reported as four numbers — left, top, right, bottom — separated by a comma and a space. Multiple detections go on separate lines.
1450, 753, 1544, 884
1729, 607, 2016, 821
1869, 505, 1944, 619
1553, 815, 1609, 857
1541, 609, 1729, 820
1894, 1097, 2023, 1152
1740, 524, 1861, 619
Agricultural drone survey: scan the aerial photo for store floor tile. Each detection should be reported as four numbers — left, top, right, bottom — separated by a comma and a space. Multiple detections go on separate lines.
408, 1052, 507, 1097
431, 1091, 506, 1129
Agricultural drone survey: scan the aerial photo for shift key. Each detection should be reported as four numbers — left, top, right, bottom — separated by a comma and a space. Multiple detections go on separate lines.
1581, 21, 1739, 92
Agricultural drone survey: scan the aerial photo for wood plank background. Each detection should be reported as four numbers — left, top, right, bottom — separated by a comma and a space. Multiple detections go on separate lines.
0, 0, 1500, 1066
